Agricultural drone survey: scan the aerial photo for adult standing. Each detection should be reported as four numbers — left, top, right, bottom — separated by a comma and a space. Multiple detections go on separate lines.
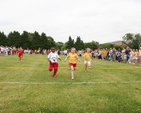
139, 47, 141, 65
125, 47, 130, 63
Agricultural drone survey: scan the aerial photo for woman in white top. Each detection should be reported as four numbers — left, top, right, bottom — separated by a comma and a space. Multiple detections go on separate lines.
139, 47, 141, 65
129, 49, 134, 64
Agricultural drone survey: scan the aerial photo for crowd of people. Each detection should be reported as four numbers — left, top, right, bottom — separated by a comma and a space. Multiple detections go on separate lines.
1, 45, 141, 65
0, 46, 17, 55
0, 46, 54, 55
0, 46, 141, 65
1, 45, 141, 79
71, 46, 141, 65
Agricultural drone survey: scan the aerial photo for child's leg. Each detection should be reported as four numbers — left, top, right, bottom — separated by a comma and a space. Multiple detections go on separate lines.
48, 61, 53, 71
53, 63, 58, 77
85, 64, 87, 71
19, 56, 22, 61
130, 58, 133, 64
70, 66, 74, 79
133, 59, 135, 64
84, 61, 87, 71
135, 58, 137, 64
88, 61, 91, 68
21, 55, 23, 61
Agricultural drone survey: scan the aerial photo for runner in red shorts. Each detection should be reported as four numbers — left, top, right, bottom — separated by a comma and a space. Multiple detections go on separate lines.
18, 47, 24, 61
48, 47, 61, 77
64, 47, 81, 80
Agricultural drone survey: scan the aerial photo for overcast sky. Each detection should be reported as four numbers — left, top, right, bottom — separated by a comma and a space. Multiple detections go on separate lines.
0, 0, 141, 44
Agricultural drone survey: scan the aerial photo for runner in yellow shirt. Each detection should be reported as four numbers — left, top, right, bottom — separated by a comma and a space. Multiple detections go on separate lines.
84, 48, 92, 71
64, 47, 81, 80
133, 49, 139, 64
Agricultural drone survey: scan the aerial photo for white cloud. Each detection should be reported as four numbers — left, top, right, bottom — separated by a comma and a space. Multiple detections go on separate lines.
0, 0, 141, 44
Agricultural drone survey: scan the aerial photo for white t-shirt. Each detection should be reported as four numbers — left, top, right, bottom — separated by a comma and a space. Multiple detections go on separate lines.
139, 50, 141, 56
48, 52, 59, 63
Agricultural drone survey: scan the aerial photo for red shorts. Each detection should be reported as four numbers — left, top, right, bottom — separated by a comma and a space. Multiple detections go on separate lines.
69, 63, 76, 67
18, 53, 23, 58
48, 61, 58, 71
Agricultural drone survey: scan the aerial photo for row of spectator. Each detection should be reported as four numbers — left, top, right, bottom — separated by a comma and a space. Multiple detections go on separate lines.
75, 47, 141, 65
1, 45, 141, 65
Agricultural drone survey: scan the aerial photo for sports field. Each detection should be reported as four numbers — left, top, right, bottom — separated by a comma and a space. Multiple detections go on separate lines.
0, 54, 141, 113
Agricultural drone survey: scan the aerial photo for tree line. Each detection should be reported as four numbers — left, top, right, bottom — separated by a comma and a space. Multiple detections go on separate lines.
0, 31, 56, 50
0, 31, 99, 50
0, 31, 141, 50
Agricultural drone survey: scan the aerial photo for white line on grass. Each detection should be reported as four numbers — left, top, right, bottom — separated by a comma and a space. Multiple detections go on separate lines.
0, 81, 141, 85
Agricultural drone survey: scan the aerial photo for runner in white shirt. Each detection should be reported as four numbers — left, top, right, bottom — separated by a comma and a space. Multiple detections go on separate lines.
48, 47, 61, 77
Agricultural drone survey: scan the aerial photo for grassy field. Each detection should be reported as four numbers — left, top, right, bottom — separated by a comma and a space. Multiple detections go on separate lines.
0, 54, 141, 113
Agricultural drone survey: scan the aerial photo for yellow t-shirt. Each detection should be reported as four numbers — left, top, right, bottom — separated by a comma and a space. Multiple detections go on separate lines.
84, 53, 92, 61
134, 51, 139, 57
67, 53, 78, 64
101, 50, 104, 56
103, 50, 107, 57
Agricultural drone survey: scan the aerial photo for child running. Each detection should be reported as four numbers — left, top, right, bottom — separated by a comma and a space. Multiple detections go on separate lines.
84, 48, 92, 71
64, 47, 81, 80
48, 47, 61, 77
18, 47, 24, 61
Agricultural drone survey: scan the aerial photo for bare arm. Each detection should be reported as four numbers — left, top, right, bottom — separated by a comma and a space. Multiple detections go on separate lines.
76, 55, 81, 62
64, 56, 68, 62
48, 58, 50, 62
78, 58, 81, 62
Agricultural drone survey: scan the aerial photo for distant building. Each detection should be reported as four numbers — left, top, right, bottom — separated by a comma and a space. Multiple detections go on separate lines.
103, 40, 129, 47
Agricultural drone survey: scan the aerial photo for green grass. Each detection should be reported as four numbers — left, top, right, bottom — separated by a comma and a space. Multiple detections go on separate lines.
0, 54, 141, 113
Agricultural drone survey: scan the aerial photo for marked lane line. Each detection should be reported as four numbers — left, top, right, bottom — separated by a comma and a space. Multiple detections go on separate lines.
0, 81, 141, 85
0, 66, 141, 70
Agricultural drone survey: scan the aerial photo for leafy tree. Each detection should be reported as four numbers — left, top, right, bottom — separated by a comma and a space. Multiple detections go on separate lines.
40, 33, 49, 49
122, 33, 141, 49
7, 31, 21, 47
85, 42, 92, 49
114, 45, 122, 50
75, 36, 84, 50
48, 36, 56, 49
56, 42, 64, 50
31, 31, 41, 49
100, 43, 114, 49
133, 34, 141, 48
61, 43, 67, 50
84, 41, 99, 50
40, 33, 56, 49
91, 41, 99, 50
0, 32, 7, 46
28, 32, 34, 42
66, 36, 75, 49
21, 31, 31, 49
